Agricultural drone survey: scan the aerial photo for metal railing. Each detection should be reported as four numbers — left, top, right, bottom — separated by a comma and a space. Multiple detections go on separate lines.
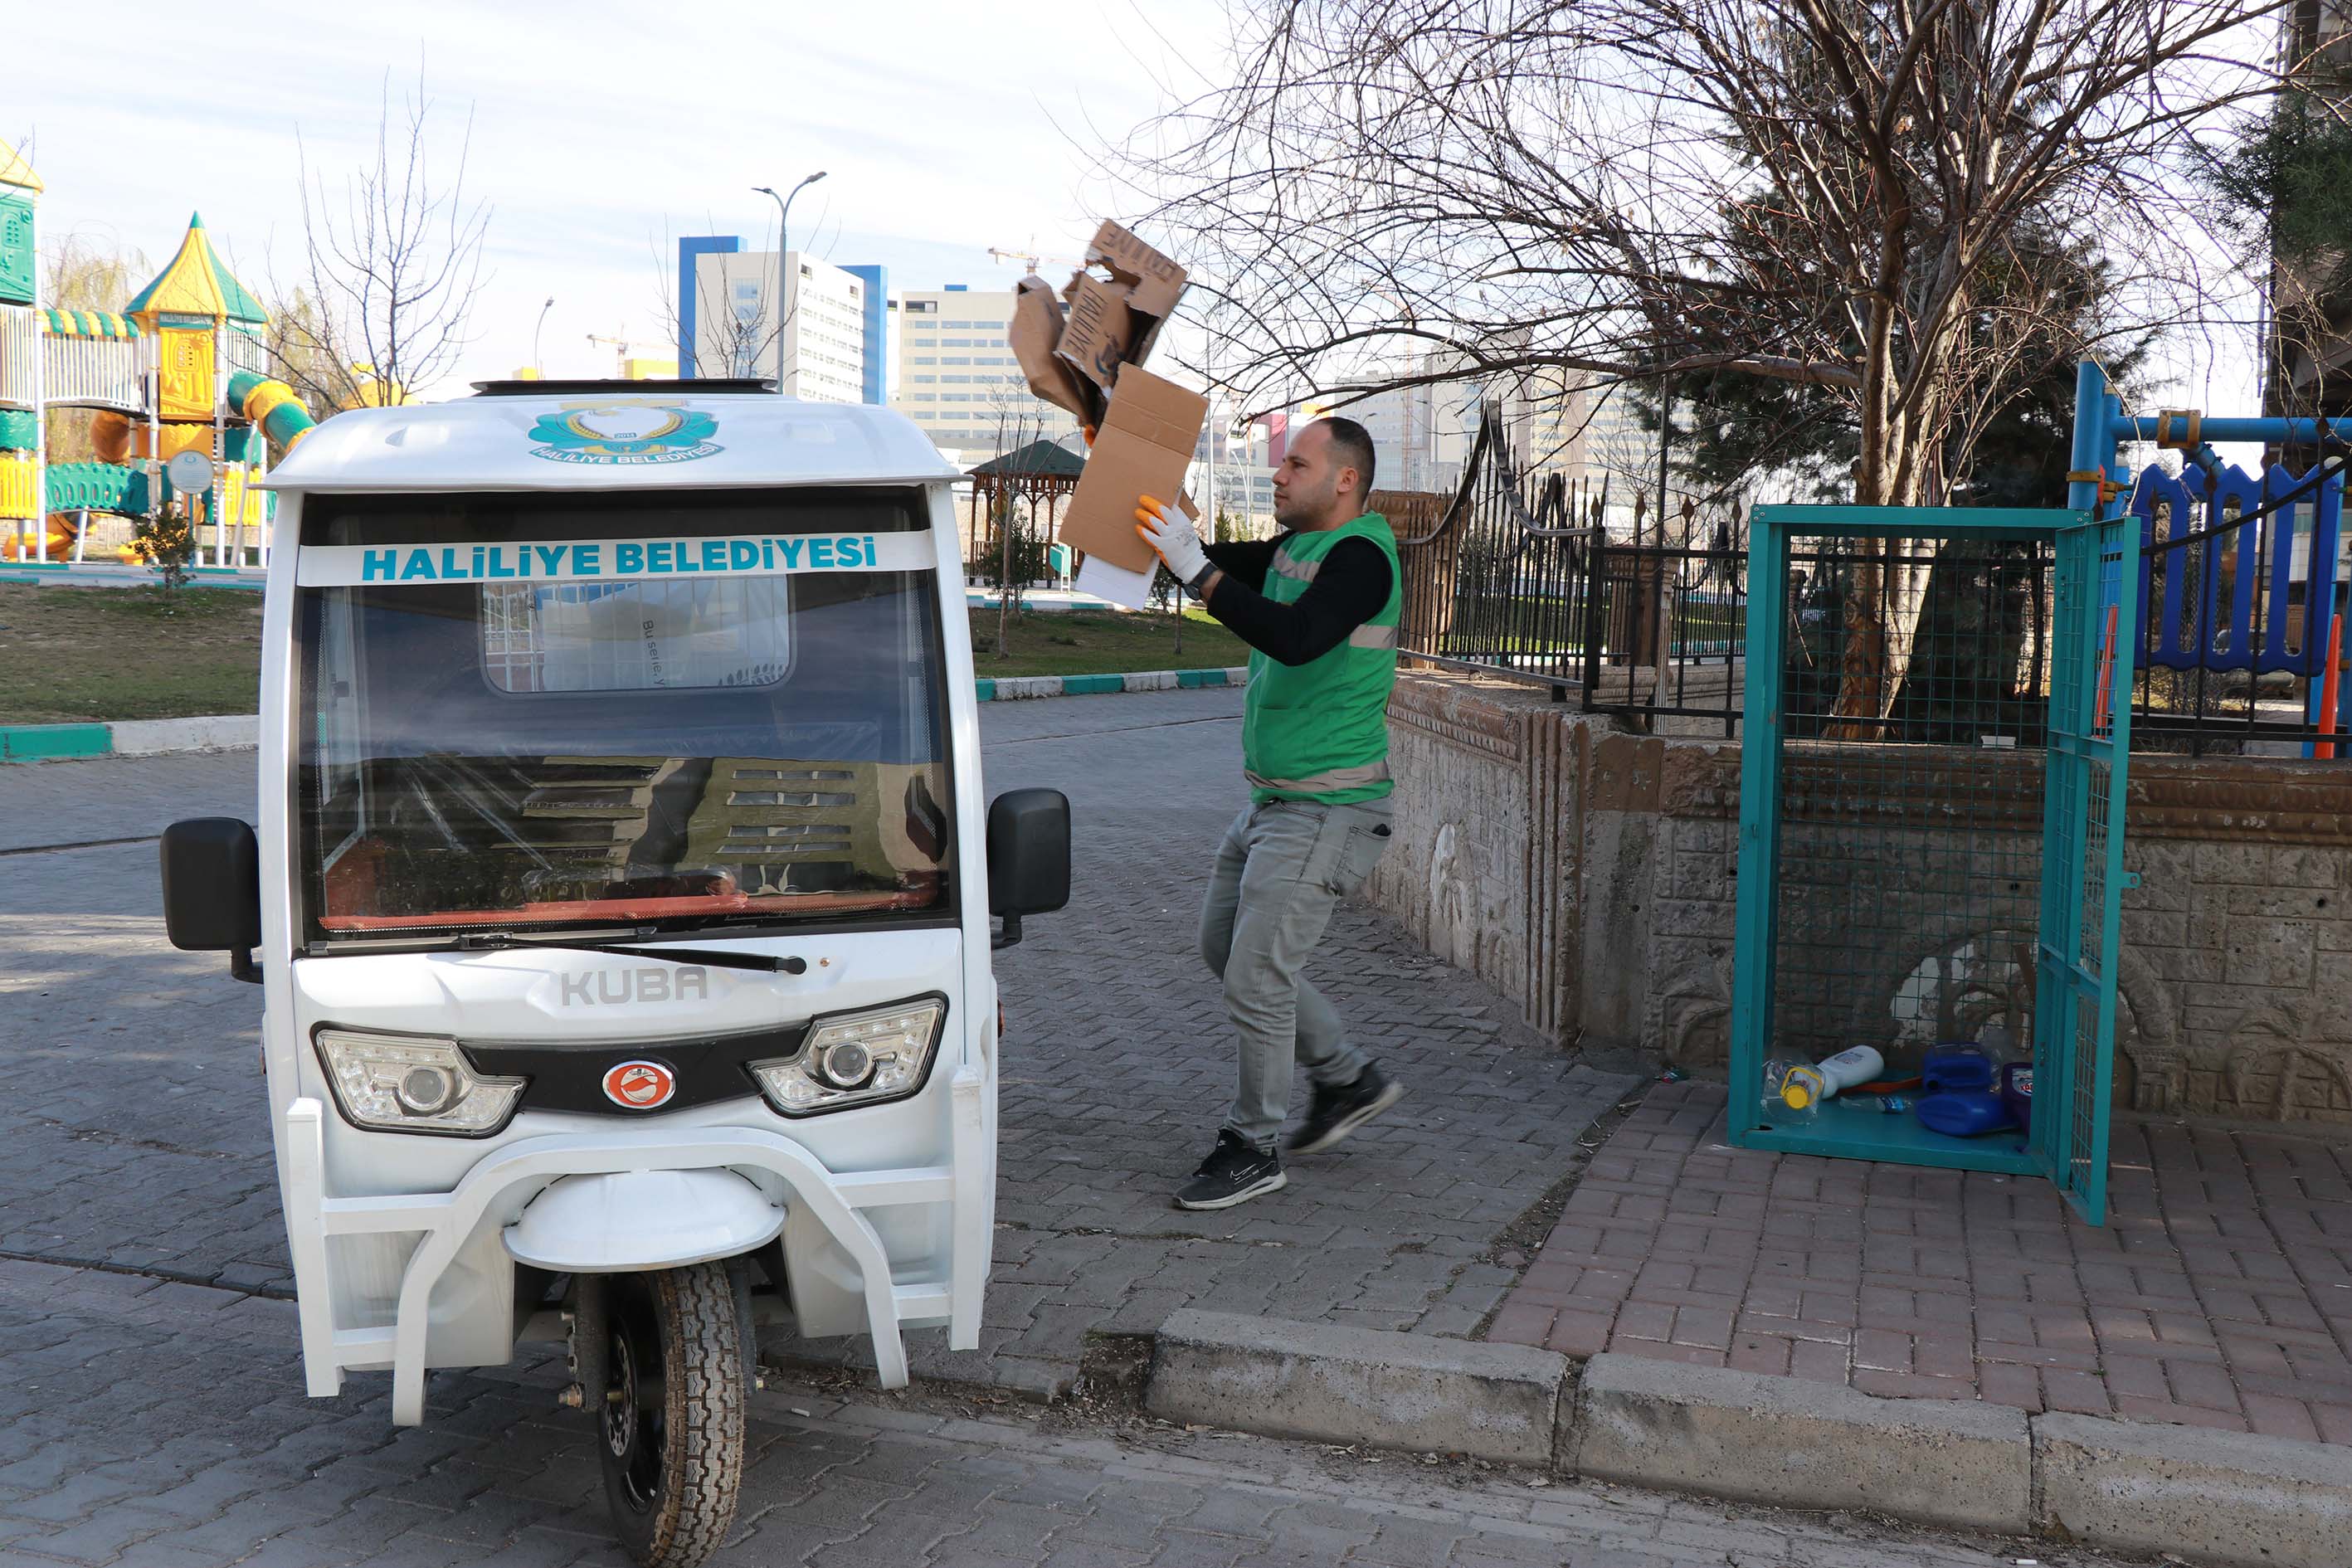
1393, 402, 1746, 732
1395, 405, 2352, 757
1390, 407, 1603, 694
1580, 537, 1746, 733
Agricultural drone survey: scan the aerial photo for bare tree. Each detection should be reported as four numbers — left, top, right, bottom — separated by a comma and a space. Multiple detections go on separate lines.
272, 66, 490, 411
1119, 0, 2284, 723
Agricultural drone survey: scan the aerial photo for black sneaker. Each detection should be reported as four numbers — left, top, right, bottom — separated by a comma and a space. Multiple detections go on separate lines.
1174, 1129, 1287, 1210
1288, 1064, 1406, 1153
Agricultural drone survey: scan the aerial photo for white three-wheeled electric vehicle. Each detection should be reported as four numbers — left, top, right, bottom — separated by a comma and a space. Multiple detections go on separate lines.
158, 381, 1070, 1566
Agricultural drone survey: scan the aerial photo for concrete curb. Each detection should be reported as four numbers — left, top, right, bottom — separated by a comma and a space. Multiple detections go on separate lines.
108, 714, 260, 756
1570, 1354, 2029, 1534
0, 713, 256, 762
2033, 1410, 2352, 1568
1138, 1324, 2352, 1566
974, 666, 1249, 702
0, 668, 1254, 762
1146, 1309, 1567, 1466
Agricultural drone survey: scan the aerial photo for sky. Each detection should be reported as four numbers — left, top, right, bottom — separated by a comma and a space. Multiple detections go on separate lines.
8, 0, 1234, 395
8, 0, 2263, 450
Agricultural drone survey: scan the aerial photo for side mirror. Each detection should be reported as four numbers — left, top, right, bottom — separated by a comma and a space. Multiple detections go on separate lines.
986, 788, 1070, 948
160, 818, 263, 984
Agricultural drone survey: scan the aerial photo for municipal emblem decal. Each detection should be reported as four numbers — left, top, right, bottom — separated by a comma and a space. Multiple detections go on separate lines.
528, 401, 722, 466
601, 1059, 678, 1110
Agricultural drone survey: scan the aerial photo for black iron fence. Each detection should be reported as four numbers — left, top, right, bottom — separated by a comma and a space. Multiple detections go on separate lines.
1393, 403, 1746, 732
1393, 407, 2352, 757
1387, 418, 1600, 692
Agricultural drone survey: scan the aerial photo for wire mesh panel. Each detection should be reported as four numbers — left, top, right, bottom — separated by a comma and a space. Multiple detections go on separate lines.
1728, 506, 2136, 1219
2031, 515, 2136, 1224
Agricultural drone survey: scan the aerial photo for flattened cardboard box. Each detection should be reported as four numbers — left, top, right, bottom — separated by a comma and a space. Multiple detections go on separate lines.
1008, 275, 1098, 425
1059, 363, 1207, 577
1053, 220, 1188, 401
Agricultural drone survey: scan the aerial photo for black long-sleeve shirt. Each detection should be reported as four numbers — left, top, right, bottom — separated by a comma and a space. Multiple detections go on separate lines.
1200, 535, 1393, 667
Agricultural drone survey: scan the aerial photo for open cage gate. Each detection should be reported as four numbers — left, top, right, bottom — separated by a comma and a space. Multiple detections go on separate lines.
1727, 503, 2138, 1225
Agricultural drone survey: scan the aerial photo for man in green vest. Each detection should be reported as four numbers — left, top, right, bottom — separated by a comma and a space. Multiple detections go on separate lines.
1133, 416, 1406, 1210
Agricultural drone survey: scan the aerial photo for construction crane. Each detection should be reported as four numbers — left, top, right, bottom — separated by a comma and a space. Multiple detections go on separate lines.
988, 246, 1084, 276
585, 330, 672, 378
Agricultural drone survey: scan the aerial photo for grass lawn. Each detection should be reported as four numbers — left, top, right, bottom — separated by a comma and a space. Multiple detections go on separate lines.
0, 584, 265, 724
972, 606, 1249, 677
0, 584, 1248, 724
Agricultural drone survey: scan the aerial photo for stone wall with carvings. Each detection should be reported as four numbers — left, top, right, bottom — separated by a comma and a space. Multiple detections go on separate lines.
1375, 668, 2352, 1127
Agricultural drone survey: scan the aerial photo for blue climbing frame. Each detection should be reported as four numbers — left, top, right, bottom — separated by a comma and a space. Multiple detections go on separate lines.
1727, 368, 2140, 1224
2078, 363, 2351, 747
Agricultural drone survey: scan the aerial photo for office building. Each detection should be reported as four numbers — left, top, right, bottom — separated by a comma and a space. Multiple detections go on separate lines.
676, 240, 884, 405
1191, 411, 1279, 535
891, 285, 1080, 463
1337, 353, 1494, 497
674, 236, 738, 379
841, 265, 889, 406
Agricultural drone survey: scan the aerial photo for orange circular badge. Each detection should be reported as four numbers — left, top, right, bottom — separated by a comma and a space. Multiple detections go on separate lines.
601, 1059, 676, 1111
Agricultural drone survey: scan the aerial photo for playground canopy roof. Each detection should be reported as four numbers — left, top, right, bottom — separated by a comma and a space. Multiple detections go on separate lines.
42, 309, 138, 339
0, 138, 40, 194
126, 212, 269, 326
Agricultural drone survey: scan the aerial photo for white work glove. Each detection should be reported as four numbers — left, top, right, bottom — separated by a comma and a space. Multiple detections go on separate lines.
1133, 494, 1210, 587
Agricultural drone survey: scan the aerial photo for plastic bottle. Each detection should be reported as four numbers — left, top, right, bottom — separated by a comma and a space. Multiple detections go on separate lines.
1780, 1045, 1885, 1109
1761, 1059, 1814, 1120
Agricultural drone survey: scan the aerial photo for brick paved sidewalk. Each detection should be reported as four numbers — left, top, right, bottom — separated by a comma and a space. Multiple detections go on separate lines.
793, 691, 1640, 1394
1486, 1079, 2352, 1446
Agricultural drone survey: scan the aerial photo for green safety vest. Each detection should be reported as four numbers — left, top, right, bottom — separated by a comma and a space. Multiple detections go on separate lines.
1241, 513, 1402, 804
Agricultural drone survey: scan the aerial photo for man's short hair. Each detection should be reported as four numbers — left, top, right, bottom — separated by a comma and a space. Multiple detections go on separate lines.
1317, 416, 1377, 498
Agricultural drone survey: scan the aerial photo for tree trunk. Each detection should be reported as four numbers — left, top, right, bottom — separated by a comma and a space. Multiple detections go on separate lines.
1829, 416, 1939, 738
996, 497, 1012, 663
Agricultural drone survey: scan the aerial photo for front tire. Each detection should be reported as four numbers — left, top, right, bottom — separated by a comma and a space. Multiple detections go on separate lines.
599, 1263, 747, 1568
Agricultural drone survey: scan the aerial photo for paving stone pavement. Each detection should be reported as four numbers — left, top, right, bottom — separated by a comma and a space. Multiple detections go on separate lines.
0, 1253, 2136, 1567
1488, 1079, 2352, 1446
0, 690, 1634, 1399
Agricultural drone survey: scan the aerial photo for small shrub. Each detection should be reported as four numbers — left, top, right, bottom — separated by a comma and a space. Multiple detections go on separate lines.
130, 512, 196, 594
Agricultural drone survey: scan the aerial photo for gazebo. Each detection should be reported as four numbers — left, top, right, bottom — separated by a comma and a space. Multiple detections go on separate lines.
964, 437, 1083, 582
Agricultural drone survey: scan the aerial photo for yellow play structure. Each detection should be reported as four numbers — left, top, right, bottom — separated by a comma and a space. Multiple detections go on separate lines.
0, 137, 324, 572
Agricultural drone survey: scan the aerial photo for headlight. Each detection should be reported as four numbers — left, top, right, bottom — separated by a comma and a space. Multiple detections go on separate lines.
748, 997, 945, 1117
314, 1029, 527, 1137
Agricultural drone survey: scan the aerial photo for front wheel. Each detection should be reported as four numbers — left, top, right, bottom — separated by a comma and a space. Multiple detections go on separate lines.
599, 1263, 748, 1568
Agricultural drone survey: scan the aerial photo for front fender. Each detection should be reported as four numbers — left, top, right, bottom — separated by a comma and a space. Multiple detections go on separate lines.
504, 1168, 784, 1273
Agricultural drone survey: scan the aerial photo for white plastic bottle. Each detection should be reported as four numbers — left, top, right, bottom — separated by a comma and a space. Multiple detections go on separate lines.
1780, 1045, 1885, 1109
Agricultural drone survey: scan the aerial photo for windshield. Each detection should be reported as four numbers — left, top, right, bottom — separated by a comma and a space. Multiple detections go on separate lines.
295, 488, 953, 944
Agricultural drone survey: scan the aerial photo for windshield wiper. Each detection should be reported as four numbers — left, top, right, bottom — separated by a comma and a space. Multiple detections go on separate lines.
455, 929, 807, 974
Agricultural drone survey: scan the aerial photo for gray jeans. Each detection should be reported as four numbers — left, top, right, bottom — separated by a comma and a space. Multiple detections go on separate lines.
1198, 796, 1395, 1151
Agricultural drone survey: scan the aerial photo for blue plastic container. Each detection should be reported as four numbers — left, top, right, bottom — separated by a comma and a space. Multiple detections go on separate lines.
1921, 1045, 1996, 1095
1916, 1090, 2018, 1138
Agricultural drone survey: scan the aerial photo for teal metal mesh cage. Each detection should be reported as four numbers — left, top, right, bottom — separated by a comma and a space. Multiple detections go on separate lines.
1727, 505, 2138, 1225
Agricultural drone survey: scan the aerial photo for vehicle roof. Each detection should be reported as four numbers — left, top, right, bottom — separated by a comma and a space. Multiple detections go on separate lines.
261, 388, 959, 493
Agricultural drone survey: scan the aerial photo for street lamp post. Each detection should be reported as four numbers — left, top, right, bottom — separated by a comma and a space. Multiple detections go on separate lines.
533, 297, 554, 377
752, 172, 828, 396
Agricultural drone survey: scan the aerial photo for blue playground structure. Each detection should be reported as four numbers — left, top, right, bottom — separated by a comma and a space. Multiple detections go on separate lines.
2072, 366, 2351, 752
